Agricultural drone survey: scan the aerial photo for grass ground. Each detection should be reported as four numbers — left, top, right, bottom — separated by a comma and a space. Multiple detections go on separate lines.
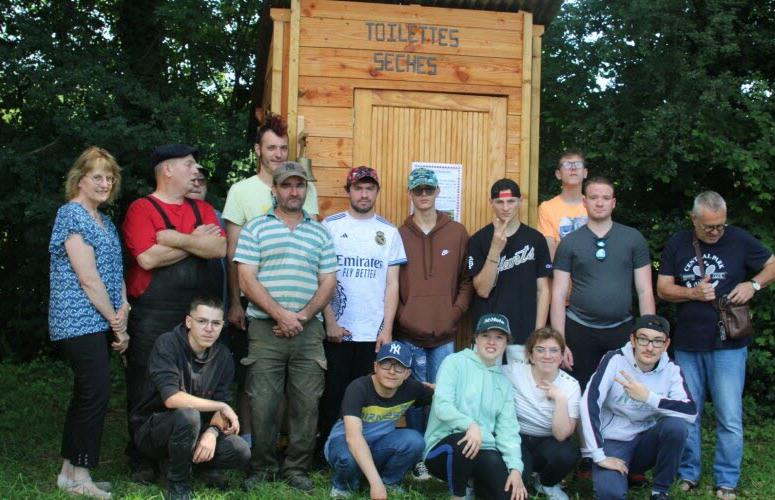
1, 358, 773, 499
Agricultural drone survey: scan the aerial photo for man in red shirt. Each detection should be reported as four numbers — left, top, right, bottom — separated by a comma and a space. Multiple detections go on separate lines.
122, 144, 226, 481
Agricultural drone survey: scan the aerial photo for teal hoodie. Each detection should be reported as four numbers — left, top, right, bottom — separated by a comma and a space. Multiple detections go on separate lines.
423, 348, 523, 472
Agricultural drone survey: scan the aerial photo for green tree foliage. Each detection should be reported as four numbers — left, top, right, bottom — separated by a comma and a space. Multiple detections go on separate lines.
540, 0, 775, 405
0, 0, 262, 359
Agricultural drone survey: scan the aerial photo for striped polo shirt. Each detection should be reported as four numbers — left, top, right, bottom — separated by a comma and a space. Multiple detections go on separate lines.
234, 208, 337, 320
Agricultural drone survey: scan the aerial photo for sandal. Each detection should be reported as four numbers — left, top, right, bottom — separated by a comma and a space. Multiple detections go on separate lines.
56, 474, 112, 499
716, 486, 737, 499
679, 479, 698, 492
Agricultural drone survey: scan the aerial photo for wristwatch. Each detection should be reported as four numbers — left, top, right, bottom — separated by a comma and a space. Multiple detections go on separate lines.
751, 279, 762, 292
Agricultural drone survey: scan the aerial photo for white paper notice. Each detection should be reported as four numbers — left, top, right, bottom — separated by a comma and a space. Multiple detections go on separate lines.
410, 162, 463, 222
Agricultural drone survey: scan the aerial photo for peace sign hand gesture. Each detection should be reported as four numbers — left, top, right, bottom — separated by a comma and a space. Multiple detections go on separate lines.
614, 370, 650, 402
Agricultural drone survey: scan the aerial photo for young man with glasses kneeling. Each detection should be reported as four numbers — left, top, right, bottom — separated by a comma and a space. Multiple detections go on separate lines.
129, 297, 250, 500
324, 341, 433, 499
580, 315, 697, 500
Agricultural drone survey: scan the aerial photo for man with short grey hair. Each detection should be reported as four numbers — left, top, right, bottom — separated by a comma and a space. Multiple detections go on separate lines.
657, 190, 775, 498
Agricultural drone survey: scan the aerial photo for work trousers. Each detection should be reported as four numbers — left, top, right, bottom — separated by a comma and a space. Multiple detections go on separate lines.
244, 318, 326, 478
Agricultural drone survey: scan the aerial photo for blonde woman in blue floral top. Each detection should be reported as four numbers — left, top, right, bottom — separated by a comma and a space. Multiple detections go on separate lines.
49, 146, 129, 499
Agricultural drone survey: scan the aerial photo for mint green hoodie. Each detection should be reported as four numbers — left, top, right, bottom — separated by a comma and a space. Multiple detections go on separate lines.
423, 348, 523, 472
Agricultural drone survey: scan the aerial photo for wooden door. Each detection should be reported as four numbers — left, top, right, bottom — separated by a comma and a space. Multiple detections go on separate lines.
353, 89, 507, 233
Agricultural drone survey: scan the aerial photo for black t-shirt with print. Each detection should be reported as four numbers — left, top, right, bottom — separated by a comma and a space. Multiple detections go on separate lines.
659, 227, 771, 351
468, 223, 552, 344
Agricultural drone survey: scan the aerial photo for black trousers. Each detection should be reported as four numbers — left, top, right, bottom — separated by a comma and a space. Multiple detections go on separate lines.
58, 331, 112, 468
521, 434, 579, 486
565, 317, 633, 392
317, 340, 376, 448
134, 408, 250, 484
425, 432, 512, 499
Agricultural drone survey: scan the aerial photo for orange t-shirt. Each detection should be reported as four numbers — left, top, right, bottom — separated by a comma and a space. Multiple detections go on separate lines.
537, 195, 588, 243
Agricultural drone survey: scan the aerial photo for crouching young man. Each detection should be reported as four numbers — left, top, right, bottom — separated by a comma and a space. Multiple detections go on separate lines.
581, 315, 697, 500
130, 297, 250, 500
324, 341, 433, 499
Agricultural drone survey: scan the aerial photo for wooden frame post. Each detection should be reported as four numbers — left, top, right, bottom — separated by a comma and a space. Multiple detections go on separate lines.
519, 12, 533, 223
529, 25, 544, 227
287, 0, 301, 160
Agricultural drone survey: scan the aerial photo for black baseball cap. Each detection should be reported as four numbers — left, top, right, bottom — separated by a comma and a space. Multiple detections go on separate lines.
490, 178, 521, 199
475, 313, 512, 337
633, 314, 671, 337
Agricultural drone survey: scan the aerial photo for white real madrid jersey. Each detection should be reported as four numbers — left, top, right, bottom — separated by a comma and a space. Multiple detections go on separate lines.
322, 212, 407, 342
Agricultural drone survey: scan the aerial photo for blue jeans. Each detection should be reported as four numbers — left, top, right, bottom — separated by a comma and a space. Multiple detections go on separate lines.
675, 348, 747, 488
404, 341, 454, 432
593, 417, 688, 499
325, 429, 425, 491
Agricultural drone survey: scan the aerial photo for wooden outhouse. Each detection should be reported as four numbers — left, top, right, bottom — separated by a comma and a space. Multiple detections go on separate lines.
255, 0, 562, 231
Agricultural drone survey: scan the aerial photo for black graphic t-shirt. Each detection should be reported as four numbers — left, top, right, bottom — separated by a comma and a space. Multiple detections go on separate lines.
468, 223, 552, 344
326, 376, 432, 446
659, 227, 771, 351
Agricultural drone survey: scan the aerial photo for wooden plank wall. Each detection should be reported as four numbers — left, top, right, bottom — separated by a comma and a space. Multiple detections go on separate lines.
269, 0, 532, 220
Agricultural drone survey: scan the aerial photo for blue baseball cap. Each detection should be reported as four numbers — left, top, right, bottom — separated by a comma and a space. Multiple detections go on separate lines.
375, 341, 412, 368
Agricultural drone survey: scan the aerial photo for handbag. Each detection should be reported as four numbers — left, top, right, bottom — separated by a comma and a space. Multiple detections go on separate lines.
692, 235, 754, 340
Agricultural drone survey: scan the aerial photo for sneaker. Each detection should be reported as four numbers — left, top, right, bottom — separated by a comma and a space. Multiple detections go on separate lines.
412, 461, 432, 481
465, 478, 475, 500
287, 474, 314, 492
330, 485, 353, 498
650, 492, 670, 500
678, 479, 698, 493
536, 482, 570, 500
716, 486, 737, 499
167, 481, 193, 500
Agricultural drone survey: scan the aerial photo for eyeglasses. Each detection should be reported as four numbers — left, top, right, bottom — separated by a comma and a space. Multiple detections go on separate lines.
191, 316, 225, 329
594, 239, 607, 261
192, 177, 207, 185
634, 335, 666, 348
533, 346, 562, 356
559, 160, 585, 170
697, 222, 726, 234
89, 174, 115, 185
377, 360, 407, 373
411, 186, 436, 196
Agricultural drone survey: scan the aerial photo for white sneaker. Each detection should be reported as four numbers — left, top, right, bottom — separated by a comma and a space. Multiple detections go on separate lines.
536, 482, 570, 500
330, 485, 352, 498
412, 461, 432, 481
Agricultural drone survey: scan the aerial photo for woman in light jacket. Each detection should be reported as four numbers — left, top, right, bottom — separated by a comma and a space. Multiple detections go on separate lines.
424, 313, 527, 500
